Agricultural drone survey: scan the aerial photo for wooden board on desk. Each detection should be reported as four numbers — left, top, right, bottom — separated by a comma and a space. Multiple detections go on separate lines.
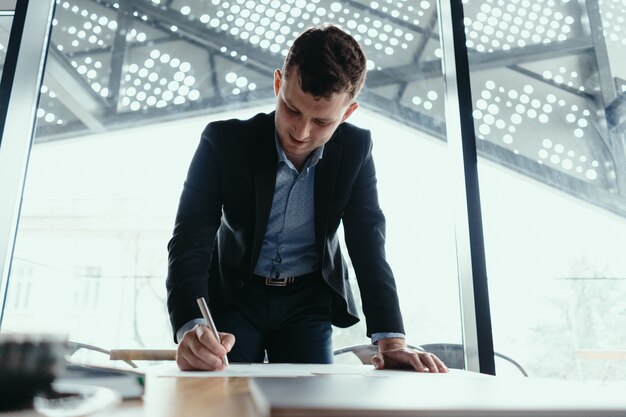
576, 350, 626, 361
250, 372, 626, 417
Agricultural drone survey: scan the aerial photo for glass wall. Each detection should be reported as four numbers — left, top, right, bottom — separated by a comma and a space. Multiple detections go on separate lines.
9, 0, 623, 381
463, 0, 626, 381
1, 0, 464, 365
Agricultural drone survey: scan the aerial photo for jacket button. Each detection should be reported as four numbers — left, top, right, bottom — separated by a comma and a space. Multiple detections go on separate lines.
236, 279, 244, 288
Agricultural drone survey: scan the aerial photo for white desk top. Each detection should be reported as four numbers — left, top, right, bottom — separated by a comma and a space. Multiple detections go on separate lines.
248, 366, 626, 417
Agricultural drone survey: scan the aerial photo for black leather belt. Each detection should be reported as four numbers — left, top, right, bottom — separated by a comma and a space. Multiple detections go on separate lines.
254, 271, 319, 287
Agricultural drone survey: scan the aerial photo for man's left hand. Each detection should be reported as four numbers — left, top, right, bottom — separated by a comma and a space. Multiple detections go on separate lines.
372, 338, 449, 373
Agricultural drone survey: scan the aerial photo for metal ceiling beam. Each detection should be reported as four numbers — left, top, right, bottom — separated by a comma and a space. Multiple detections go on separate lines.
208, 51, 220, 99
34, 86, 275, 142
366, 59, 441, 88
470, 36, 593, 71
359, 89, 445, 139
107, 0, 132, 104
607, 94, 626, 132
477, 140, 626, 218
45, 47, 108, 133
66, 35, 177, 59
510, 64, 595, 100
367, 36, 594, 88
395, 9, 439, 102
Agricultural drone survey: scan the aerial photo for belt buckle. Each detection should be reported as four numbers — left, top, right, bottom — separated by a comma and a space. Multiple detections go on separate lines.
265, 276, 294, 286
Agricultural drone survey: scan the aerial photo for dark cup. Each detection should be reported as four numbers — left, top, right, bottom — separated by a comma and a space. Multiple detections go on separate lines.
0, 334, 67, 411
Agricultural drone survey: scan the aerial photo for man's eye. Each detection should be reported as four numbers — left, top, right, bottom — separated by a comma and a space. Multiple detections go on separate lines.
287, 107, 299, 114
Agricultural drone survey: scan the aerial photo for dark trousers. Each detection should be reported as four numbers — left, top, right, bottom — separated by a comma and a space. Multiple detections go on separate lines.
214, 272, 334, 364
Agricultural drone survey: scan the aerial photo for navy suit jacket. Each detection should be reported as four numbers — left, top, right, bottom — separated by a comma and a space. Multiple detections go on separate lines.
166, 111, 404, 342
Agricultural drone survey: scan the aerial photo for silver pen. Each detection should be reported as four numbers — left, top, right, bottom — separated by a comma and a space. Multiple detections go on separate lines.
196, 297, 229, 366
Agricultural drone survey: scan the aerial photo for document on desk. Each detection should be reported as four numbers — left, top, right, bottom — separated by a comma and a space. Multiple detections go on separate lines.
149, 363, 409, 378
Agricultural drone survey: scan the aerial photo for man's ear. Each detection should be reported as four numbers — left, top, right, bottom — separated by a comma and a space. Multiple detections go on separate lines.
273, 69, 282, 96
341, 101, 359, 123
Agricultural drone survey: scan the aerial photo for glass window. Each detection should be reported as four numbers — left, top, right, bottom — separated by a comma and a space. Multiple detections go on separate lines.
0, 15, 13, 86
2, 0, 465, 367
464, 0, 626, 381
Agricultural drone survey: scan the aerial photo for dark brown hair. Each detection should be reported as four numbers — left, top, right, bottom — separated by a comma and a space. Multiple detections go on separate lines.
283, 25, 367, 100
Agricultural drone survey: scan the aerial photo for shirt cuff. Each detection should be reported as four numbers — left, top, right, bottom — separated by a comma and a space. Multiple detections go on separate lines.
176, 318, 205, 343
371, 332, 406, 345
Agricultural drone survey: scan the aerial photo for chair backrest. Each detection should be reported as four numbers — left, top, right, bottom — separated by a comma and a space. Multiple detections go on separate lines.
333, 344, 378, 364
418, 343, 465, 370
334, 342, 528, 376
333, 343, 423, 365
419, 343, 528, 376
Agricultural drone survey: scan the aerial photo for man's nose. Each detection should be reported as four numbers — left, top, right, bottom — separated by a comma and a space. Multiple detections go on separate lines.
292, 120, 311, 140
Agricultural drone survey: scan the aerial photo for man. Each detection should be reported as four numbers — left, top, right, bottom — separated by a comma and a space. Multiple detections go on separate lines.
166, 25, 447, 373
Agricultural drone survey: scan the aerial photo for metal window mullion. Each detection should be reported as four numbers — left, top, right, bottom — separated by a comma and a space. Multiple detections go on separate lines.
436, 0, 495, 374
0, 0, 55, 327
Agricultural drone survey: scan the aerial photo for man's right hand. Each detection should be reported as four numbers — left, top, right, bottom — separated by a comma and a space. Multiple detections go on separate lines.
176, 324, 235, 371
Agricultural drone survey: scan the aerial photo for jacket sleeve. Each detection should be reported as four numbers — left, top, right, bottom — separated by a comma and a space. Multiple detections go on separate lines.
341, 135, 405, 337
166, 124, 223, 342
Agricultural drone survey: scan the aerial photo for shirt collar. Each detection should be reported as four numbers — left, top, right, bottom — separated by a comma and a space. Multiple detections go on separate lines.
274, 132, 324, 173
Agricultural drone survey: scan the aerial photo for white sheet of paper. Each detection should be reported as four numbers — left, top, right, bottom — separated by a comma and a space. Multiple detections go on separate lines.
148, 363, 376, 377
147, 363, 486, 379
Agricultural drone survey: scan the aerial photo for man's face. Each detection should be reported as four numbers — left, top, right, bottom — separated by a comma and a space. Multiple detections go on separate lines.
273, 68, 358, 168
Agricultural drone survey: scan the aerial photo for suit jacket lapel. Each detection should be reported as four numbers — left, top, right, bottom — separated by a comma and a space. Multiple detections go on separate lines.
251, 115, 278, 274
315, 139, 342, 258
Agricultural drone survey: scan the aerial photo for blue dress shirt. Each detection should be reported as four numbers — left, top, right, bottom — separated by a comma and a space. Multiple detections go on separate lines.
253, 134, 321, 278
